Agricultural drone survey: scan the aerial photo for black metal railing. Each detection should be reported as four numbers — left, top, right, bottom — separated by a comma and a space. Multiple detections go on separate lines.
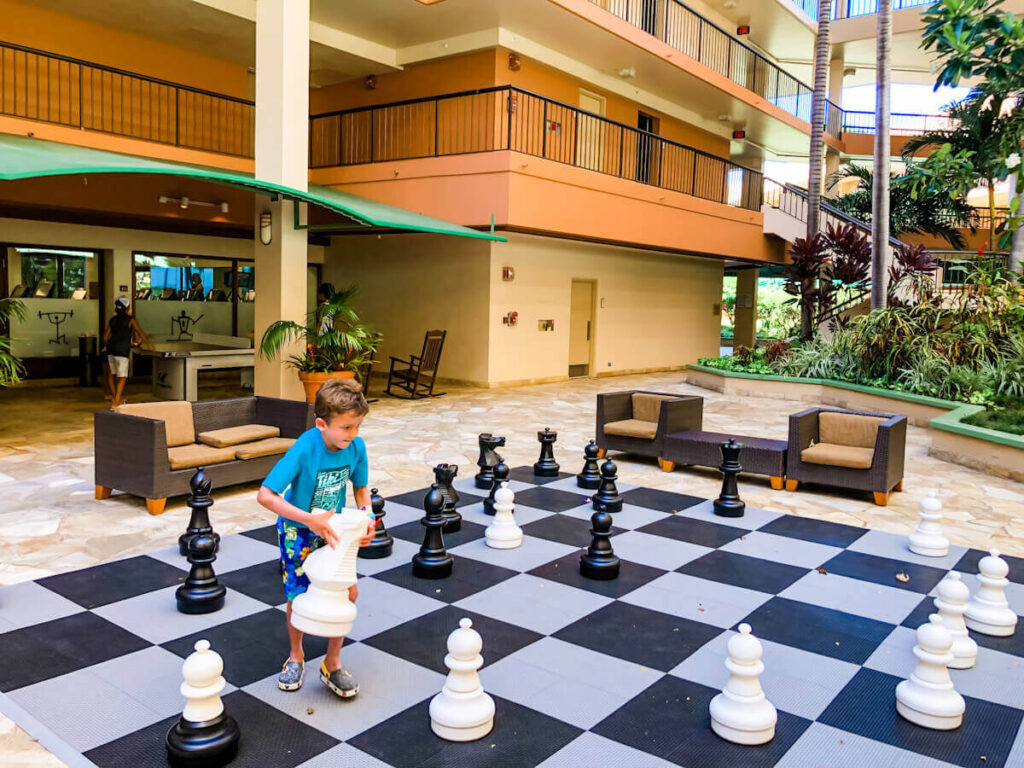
933, 251, 1010, 290
310, 86, 766, 211
792, 0, 933, 21
0, 41, 254, 157
841, 110, 954, 136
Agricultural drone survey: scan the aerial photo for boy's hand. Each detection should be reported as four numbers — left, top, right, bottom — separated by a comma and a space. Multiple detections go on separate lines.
309, 509, 339, 548
357, 517, 376, 547
348, 584, 358, 602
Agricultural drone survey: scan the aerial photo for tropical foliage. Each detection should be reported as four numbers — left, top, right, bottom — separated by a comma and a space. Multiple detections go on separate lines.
0, 297, 25, 387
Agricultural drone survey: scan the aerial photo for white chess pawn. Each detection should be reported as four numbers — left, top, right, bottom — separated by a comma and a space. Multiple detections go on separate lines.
709, 623, 777, 745
485, 482, 522, 549
908, 491, 949, 557
289, 507, 366, 638
934, 572, 977, 670
895, 615, 965, 730
430, 618, 495, 742
964, 549, 1018, 637
166, 639, 239, 765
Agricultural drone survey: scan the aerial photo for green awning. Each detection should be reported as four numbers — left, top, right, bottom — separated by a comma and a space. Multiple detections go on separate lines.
0, 133, 505, 241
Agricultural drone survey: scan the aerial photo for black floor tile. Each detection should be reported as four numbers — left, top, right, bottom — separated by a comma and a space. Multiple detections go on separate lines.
0, 612, 150, 691
38, 556, 187, 609
758, 515, 868, 548
220, 560, 288, 606
821, 550, 948, 594
621, 487, 706, 513
678, 550, 808, 594
515, 485, 593, 512
636, 516, 747, 549
507, 465, 573, 485
819, 668, 1024, 768
529, 553, 666, 599
955, 549, 1024, 584
593, 676, 810, 767
373, 557, 518, 603
363, 605, 543, 674
521, 514, 624, 547
84, 690, 339, 768
349, 694, 581, 768
554, 602, 724, 672
240, 524, 280, 547
388, 519, 487, 549
388, 487, 484, 511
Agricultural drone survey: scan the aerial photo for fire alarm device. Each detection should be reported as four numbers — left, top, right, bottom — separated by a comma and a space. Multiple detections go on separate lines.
732, 129, 746, 140
502, 267, 515, 281
736, 25, 750, 35
503, 311, 518, 326
508, 53, 521, 71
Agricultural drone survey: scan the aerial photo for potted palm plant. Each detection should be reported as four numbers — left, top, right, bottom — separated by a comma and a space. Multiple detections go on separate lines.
259, 285, 381, 402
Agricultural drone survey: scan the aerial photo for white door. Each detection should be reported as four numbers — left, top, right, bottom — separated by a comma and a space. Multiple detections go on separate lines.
569, 280, 594, 377
576, 90, 606, 173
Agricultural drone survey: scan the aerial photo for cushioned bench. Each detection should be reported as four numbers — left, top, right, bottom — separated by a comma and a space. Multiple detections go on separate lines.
661, 431, 788, 490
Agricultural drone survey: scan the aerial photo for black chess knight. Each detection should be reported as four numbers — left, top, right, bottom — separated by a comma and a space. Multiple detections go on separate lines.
434, 463, 462, 533
475, 433, 506, 489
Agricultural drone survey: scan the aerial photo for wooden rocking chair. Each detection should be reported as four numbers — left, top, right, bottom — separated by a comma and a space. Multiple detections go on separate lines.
385, 329, 447, 399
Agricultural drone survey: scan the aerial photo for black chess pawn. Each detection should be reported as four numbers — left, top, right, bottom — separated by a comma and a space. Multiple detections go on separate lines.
178, 469, 220, 557
165, 641, 239, 768
412, 484, 453, 579
475, 433, 506, 489
591, 459, 623, 513
533, 427, 560, 477
176, 531, 225, 614
580, 509, 620, 580
713, 439, 746, 518
483, 459, 510, 516
358, 488, 394, 559
576, 440, 602, 489
434, 463, 462, 534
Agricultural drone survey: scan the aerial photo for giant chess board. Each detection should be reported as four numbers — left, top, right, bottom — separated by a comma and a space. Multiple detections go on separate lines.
2, 467, 1023, 768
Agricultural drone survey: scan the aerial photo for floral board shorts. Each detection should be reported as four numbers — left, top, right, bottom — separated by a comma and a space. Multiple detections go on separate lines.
278, 518, 327, 602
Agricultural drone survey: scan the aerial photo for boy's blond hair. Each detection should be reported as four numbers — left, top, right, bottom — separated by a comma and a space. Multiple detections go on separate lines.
314, 377, 369, 421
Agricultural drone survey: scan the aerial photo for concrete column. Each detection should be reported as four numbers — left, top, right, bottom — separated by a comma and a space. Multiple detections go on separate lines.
733, 268, 759, 349
828, 55, 845, 105
253, 0, 309, 400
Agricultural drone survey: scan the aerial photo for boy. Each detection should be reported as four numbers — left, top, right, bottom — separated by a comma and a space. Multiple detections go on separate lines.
257, 378, 376, 697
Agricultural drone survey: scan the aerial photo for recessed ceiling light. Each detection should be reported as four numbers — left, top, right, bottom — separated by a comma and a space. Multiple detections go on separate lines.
415, 0, 447, 4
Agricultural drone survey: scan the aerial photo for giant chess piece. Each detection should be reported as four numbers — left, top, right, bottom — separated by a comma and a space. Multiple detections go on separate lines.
896, 614, 965, 730
166, 640, 240, 768
413, 484, 453, 579
934, 572, 978, 670
177, 527, 225, 615
429, 618, 495, 741
713, 439, 745, 518
591, 459, 623, 514
178, 469, 220, 557
533, 427, 560, 477
483, 459, 509, 516
709, 623, 777, 745
290, 508, 367, 638
579, 509, 620, 580
474, 433, 506, 489
485, 482, 522, 549
965, 549, 1018, 637
576, 440, 602, 490
434, 463, 462, 534
908, 491, 949, 557
358, 488, 393, 559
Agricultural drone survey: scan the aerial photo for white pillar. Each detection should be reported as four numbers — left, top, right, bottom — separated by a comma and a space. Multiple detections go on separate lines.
253, 0, 310, 399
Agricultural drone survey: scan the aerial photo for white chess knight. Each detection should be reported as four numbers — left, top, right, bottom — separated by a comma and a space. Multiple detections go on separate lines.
180, 639, 227, 724
289, 507, 366, 638
485, 482, 523, 549
964, 549, 1018, 637
934, 572, 977, 669
709, 623, 777, 745
430, 618, 495, 742
908, 491, 949, 557
896, 614, 965, 730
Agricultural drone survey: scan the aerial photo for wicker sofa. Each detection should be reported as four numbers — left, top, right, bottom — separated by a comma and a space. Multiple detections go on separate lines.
595, 390, 704, 467
786, 407, 907, 506
94, 396, 313, 514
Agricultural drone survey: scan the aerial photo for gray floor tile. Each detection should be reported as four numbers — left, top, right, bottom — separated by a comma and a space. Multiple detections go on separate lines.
457, 502, 553, 529
776, 722, 960, 768
296, 742, 394, 768
450, 535, 576, 572
848, 529, 968, 570
621, 572, 773, 629
453, 476, 532, 495
720, 530, 843, 569
373, 502, 426, 528
355, 539, 421, 576
608, 531, 712, 571
148, 531, 279, 574
560, 503, 665, 530
781, 571, 927, 625
543, 475, 638, 495
1004, 716, 1024, 768
454, 574, 612, 635
676, 499, 784, 530
537, 732, 678, 768
0, 580, 84, 630
345, 577, 446, 641
88, 645, 207, 720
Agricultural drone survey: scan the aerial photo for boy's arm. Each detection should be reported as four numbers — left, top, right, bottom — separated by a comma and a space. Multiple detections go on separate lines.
130, 317, 154, 350
256, 485, 339, 547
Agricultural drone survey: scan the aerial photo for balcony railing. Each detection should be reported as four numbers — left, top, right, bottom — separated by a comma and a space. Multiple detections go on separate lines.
841, 110, 955, 136
792, 0, 933, 21
310, 86, 766, 211
0, 40, 254, 157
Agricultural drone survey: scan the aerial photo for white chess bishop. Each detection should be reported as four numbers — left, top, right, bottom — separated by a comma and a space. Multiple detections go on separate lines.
709, 623, 777, 745
485, 482, 522, 549
934, 572, 977, 669
289, 507, 367, 638
430, 618, 495, 742
896, 615, 965, 730
908, 491, 949, 557
964, 549, 1018, 637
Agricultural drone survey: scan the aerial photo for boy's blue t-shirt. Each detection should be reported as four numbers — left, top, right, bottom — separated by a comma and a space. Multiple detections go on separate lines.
263, 428, 368, 527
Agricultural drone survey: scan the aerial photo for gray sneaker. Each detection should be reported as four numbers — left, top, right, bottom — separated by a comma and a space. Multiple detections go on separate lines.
319, 661, 359, 698
278, 659, 304, 691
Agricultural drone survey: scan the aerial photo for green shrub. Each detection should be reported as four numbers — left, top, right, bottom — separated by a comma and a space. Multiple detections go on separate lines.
962, 397, 1024, 435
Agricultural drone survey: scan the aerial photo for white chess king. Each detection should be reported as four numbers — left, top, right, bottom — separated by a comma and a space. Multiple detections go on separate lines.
289, 507, 366, 638
485, 482, 523, 549
964, 549, 1018, 637
896, 615, 965, 730
429, 618, 495, 742
709, 623, 777, 745
908, 491, 949, 557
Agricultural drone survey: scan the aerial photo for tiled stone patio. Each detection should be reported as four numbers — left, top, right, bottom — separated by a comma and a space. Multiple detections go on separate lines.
1, 372, 1022, 765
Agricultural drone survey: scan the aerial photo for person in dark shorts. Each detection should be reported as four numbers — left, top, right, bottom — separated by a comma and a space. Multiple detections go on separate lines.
102, 296, 152, 408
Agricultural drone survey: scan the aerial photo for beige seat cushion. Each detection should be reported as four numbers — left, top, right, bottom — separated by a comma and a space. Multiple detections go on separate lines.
198, 424, 280, 448
819, 412, 886, 449
167, 443, 238, 470
235, 437, 296, 460
632, 393, 673, 423
116, 402, 195, 447
802, 442, 875, 469
604, 419, 659, 440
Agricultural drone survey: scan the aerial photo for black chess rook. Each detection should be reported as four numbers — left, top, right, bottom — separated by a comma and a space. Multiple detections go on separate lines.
713, 439, 746, 518
412, 483, 453, 579
179, 469, 220, 557
483, 458, 510, 516
434, 463, 462, 533
591, 459, 623, 513
475, 433, 506, 489
534, 427, 560, 477
358, 487, 394, 559
580, 509, 620, 580
576, 440, 602, 489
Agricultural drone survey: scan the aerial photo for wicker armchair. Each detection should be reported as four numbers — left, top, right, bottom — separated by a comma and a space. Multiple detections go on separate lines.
786, 408, 907, 505
595, 390, 703, 467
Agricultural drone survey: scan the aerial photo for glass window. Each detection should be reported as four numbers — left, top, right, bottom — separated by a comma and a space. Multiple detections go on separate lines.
13, 247, 98, 299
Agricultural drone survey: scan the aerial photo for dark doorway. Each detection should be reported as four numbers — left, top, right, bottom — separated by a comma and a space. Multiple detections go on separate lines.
636, 113, 655, 184
639, 0, 658, 35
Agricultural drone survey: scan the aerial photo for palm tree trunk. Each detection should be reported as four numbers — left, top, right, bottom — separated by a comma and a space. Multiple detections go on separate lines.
988, 181, 997, 253
804, 0, 832, 340
1011, 176, 1024, 272
871, 0, 892, 310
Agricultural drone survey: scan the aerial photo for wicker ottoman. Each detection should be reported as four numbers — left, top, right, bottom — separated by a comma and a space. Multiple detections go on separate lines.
661, 431, 788, 490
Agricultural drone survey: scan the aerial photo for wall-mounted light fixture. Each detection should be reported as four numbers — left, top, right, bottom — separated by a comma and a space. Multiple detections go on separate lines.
259, 211, 273, 246
158, 195, 229, 214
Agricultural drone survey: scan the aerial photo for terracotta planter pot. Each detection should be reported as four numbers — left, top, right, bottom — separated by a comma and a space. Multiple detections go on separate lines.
298, 370, 356, 403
